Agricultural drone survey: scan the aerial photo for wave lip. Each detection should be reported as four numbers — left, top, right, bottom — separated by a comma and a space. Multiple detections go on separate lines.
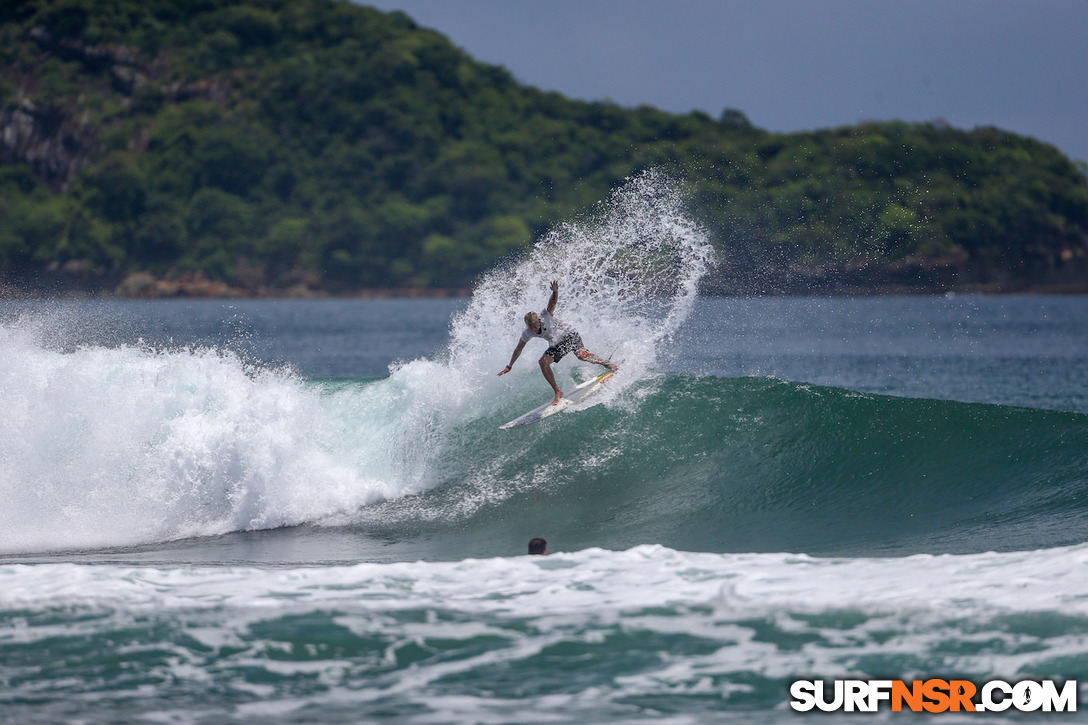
0, 327, 398, 554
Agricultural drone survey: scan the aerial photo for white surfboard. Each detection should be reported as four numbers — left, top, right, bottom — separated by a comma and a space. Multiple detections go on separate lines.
499, 371, 616, 430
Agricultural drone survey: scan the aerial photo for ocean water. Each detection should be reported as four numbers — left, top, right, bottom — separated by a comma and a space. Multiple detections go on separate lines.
3, 173, 1088, 723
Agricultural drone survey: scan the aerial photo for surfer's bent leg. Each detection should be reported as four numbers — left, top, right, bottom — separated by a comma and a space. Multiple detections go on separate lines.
575, 348, 619, 372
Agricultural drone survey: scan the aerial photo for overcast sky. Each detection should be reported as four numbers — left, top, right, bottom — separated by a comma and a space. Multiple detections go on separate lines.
362, 0, 1088, 165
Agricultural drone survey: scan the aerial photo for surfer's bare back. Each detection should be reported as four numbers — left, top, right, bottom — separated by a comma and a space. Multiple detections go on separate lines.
498, 280, 618, 406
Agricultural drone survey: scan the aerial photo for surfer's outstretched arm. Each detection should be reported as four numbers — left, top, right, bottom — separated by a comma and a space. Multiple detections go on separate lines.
498, 339, 527, 376
546, 280, 559, 314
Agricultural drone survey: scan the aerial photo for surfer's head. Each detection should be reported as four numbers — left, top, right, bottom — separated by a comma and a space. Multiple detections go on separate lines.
528, 538, 546, 555
524, 311, 541, 332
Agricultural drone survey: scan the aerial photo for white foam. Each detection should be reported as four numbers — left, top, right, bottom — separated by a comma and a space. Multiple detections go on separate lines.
4, 544, 1087, 619
0, 325, 394, 552
4, 545, 1085, 720
451, 168, 714, 399
0, 171, 713, 553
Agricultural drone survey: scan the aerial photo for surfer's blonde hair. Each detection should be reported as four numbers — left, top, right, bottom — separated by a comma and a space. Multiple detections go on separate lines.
524, 311, 540, 327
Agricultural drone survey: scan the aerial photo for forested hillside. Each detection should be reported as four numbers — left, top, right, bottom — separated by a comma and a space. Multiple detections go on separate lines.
2, 0, 1087, 295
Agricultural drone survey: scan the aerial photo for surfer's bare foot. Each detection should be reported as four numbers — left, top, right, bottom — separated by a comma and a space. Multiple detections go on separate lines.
551, 393, 563, 406
608, 363, 619, 372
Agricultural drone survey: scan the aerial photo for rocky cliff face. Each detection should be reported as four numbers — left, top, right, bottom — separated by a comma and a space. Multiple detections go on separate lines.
0, 25, 235, 193
0, 97, 95, 191
27, 26, 150, 91
0, 26, 140, 191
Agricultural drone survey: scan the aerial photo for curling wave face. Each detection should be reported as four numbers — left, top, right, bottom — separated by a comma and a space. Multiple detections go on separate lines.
0, 171, 716, 554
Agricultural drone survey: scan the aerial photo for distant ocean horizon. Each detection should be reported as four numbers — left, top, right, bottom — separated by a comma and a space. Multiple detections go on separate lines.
3, 174, 1087, 723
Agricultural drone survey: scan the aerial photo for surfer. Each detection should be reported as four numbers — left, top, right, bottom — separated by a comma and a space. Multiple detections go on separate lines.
528, 538, 547, 555
498, 280, 618, 406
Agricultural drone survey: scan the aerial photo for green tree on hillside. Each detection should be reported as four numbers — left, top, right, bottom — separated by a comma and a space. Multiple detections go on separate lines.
0, 0, 1086, 294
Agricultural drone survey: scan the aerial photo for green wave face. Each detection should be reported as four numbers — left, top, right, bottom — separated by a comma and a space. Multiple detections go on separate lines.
351, 374, 1088, 558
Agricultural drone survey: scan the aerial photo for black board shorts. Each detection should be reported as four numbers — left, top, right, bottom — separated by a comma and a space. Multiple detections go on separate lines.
545, 332, 583, 362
